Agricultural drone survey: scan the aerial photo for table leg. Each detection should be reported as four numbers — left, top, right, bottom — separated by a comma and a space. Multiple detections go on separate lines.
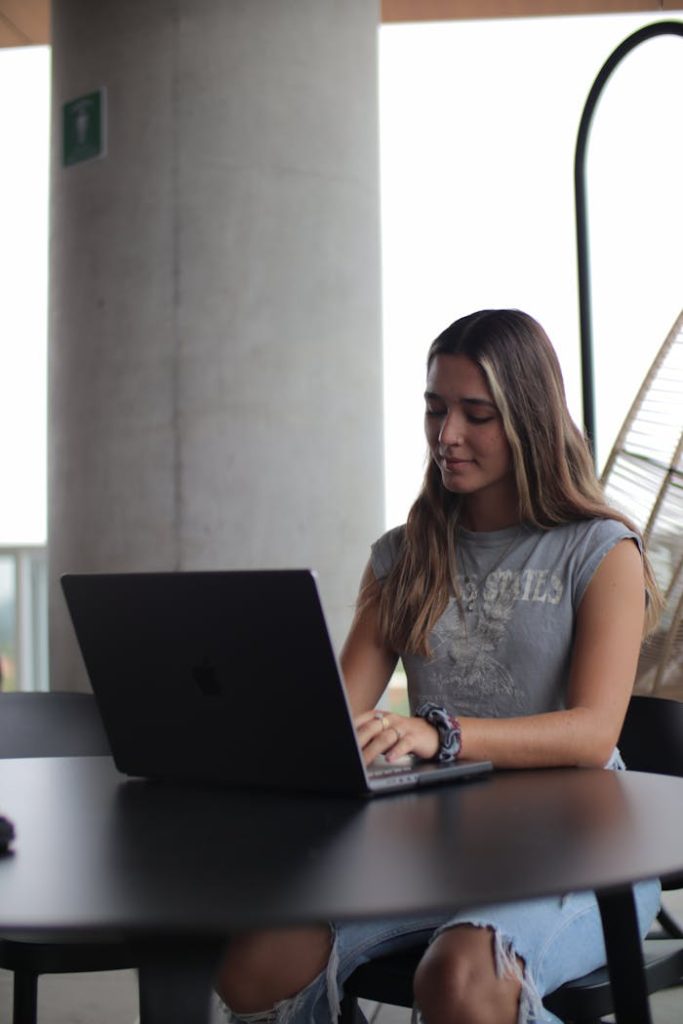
137, 939, 224, 1024
596, 887, 652, 1024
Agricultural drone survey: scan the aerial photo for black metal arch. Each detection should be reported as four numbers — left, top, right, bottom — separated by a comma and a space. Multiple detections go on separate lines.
575, 19, 683, 454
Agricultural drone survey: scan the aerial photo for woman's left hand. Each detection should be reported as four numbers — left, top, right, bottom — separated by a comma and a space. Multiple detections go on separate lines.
354, 709, 441, 766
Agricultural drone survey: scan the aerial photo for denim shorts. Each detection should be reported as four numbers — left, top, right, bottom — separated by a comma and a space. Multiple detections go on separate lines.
214, 877, 661, 1024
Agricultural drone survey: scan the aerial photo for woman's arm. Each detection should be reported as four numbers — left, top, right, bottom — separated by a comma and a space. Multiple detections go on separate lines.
342, 562, 446, 764
444, 538, 646, 769
340, 562, 398, 716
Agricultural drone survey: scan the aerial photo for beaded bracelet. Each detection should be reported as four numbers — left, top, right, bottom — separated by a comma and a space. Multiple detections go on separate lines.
415, 702, 462, 762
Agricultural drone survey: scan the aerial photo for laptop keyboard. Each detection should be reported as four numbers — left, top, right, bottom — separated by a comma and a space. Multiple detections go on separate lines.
368, 753, 417, 777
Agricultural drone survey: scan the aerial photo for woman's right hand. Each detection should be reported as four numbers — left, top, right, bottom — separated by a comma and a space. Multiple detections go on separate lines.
353, 709, 440, 766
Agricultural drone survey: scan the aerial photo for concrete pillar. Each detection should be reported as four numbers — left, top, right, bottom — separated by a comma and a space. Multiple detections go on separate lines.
49, 0, 384, 690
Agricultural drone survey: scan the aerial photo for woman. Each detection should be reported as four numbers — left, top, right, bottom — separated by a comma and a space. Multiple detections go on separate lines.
215, 309, 662, 1024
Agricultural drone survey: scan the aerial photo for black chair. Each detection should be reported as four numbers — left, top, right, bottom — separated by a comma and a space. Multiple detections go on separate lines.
619, 694, 683, 940
0, 692, 140, 1024
341, 695, 683, 1024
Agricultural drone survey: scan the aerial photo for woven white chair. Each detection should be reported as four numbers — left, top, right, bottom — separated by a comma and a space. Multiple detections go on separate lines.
601, 309, 683, 698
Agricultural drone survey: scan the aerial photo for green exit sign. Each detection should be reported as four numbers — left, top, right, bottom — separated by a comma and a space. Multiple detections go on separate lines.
63, 89, 106, 167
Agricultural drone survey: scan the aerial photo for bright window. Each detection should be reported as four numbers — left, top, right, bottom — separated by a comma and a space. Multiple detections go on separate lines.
0, 45, 50, 545
0, 46, 50, 690
380, 12, 683, 527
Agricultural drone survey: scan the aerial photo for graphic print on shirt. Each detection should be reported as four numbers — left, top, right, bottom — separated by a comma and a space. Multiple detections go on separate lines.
423, 567, 565, 718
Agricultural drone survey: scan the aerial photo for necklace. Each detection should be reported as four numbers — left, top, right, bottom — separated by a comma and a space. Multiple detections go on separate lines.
457, 529, 522, 613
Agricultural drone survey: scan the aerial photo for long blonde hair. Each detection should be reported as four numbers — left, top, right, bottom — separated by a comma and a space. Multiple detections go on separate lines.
373, 309, 661, 655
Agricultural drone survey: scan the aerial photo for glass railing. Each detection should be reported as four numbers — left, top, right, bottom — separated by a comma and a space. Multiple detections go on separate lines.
0, 546, 48, 692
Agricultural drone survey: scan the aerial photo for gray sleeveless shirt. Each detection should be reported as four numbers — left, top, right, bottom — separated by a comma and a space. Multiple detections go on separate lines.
371, 518, 641, 721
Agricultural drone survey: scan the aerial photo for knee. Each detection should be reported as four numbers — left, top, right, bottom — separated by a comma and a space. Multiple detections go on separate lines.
414, 941, 485, 1024
413, 926, 521, 1024
215, 925, 332, 1015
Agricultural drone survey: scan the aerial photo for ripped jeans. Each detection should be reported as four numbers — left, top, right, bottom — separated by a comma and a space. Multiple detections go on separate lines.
214, 878, 661, 1024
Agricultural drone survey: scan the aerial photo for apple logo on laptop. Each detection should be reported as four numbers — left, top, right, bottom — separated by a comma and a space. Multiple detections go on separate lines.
192, 656, 223, 696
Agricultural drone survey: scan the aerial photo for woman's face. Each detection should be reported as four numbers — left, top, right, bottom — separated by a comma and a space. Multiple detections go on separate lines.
425, 353, 517, 521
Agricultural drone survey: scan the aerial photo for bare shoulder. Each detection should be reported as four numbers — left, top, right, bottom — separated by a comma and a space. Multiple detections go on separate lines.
578, 536, 645, 630
586, 536, 643, 590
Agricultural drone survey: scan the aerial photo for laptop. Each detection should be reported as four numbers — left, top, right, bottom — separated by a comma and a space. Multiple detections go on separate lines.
61, 570, 492, 796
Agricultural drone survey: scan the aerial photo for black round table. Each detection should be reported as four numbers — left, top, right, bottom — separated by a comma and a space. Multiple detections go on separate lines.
2, 756, 682, 1023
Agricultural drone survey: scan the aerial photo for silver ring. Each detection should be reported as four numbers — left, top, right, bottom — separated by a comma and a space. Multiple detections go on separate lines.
390, 726, 403, 743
